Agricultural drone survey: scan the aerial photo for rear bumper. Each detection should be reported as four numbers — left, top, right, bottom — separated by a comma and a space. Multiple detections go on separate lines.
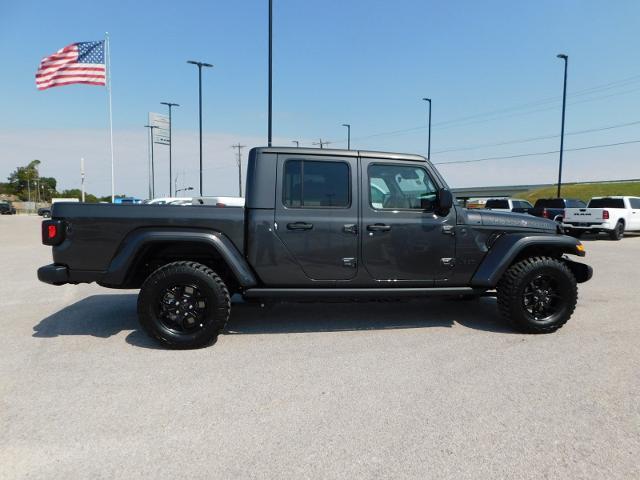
37, 264, 69, 285
564, 221, 613, 231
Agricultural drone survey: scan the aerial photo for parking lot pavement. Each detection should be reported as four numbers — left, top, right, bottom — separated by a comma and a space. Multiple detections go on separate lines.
1, 215, 639, 479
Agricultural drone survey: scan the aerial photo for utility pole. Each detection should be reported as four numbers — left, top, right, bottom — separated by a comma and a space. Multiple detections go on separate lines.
292, 140, 299, 148
342, 124, 351, 150
144, 125, 159, 198
160, 102, 179, 196
80, 157, 85, 202
556, 54, 568, 198
268, 0, 273, 146
231, 143, 246, 197
187, 60, 213, 196
312, 138, 331, 149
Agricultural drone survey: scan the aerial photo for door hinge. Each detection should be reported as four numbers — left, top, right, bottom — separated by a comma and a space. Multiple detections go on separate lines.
342, 257, 357, 268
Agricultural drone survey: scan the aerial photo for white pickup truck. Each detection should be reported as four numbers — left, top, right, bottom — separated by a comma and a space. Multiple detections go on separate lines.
563, 196, 640, 240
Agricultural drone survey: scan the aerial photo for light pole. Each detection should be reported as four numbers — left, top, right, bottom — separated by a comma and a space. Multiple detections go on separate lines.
144, 124, 159, 198
422, 98, 432, 160
176, 186, 194, 195
160, 101, 179, 196
268, 0, 273, 146
187, 60, 213, 196
342, 124, 351, 150
556, 54, 568, 198
292, 140, 299, 147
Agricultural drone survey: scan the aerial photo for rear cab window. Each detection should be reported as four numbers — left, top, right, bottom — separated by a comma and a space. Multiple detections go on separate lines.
587, 198, 626, 209
485, 199, 510, 209
534, 199, 565, 208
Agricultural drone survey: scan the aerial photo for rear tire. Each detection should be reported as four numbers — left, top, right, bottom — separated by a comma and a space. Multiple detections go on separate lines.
497, 256, 577, 334
137, 261, 230, 349
608, 221, 624, 240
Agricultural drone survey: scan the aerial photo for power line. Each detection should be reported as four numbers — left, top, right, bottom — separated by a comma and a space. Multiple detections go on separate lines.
325, 74, 640, 146
432, 119, 640, 154
434, 139, 640, 166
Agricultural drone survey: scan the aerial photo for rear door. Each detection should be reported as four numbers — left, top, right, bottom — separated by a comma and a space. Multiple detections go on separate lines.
360, 158, 456, 284
628, 197, 640, 230
274, 154, 359, 281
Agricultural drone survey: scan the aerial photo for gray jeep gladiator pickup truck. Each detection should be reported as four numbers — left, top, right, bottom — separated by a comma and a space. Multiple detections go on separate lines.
39, 147, 592, 349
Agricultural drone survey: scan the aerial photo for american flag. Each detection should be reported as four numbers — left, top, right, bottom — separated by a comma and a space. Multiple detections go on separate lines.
36, 41, 106, 90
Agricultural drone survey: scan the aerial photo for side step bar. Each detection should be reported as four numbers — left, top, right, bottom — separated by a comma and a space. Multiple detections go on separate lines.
243, 287, 485, 299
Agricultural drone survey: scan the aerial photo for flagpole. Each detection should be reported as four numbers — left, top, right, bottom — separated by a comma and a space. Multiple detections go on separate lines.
105, 32, 115, 202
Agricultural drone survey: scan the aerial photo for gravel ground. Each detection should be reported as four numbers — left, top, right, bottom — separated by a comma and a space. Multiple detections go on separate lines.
1, 215, 638, 479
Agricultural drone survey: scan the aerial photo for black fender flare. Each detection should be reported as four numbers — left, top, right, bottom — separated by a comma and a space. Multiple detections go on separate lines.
470, 234, 587, 288
101, 229, 258, 288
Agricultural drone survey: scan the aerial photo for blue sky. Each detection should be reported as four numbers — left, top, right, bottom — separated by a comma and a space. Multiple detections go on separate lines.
1, 0, 639, 198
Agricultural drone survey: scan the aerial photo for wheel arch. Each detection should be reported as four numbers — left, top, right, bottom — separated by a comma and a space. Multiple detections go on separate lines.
470, 233, 586, 288
99, 229, 258, 290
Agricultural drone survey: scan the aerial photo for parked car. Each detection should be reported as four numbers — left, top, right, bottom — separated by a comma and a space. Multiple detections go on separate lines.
484, 198, 533, 213
192, 196, 245, 207
0, 201, 16, 215
38, 147, 592, 349
146, 197, 192, 205
39, 198, 80, 218
563, 196, 640, 240
528, 198, 586, 222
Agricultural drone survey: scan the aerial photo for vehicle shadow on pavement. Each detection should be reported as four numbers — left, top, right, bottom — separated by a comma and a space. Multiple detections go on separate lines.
33, 294, 515, 349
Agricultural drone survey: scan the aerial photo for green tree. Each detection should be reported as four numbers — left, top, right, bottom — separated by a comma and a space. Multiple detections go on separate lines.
7, 160, 42, 200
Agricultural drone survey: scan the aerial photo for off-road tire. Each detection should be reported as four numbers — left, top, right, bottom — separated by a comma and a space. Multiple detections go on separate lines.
497, 256, 577, 334
137, 261, 230, 349
608, 221, 624, 241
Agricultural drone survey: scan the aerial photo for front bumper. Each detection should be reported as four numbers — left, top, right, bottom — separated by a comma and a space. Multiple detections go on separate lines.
37, 264, 69, 285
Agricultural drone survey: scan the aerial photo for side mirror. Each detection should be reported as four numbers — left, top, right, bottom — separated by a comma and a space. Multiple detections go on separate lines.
437, 188, 453, 216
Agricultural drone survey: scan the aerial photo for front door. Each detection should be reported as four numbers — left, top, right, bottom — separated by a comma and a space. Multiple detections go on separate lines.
274, 154, 359, 281
361, 158, 456, 284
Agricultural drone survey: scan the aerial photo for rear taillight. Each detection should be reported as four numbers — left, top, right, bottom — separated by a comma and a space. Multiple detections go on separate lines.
542, 208, 550, 219
603, 210, 609, 220
42, 220, 64, 246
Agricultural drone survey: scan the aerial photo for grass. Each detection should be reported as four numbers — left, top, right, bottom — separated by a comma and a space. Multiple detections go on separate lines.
523, 181, 640, 203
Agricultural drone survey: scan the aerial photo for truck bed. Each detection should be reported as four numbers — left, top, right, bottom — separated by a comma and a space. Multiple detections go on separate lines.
50, 203, 245, 272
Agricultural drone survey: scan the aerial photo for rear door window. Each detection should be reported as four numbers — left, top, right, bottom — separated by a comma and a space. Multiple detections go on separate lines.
629, 198, 640, 209
283, 160, 350, 208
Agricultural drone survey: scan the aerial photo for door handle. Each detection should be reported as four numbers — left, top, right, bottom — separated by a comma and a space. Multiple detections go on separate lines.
367, 223, 391, 232
287, 222, 313, 231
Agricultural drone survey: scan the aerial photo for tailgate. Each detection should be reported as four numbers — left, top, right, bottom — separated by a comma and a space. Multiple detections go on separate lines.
564, 208, 604, 223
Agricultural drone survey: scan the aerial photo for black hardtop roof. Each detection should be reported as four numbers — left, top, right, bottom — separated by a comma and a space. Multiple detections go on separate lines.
251, 146, 427, 162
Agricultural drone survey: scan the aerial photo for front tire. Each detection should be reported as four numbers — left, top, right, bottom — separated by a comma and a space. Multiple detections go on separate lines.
137, 261, 230, 349
497, 257, 577, 333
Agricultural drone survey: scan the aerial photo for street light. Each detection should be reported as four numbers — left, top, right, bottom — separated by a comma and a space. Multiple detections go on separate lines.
176, 186, 194, 195
144, 124, 159, 198
187, 60, 213, 196
292, 140, 299, 147
160, 101, 179, 196
422, 98, 432, 160
342, 124, 351, 150
556, 54, 568, 198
